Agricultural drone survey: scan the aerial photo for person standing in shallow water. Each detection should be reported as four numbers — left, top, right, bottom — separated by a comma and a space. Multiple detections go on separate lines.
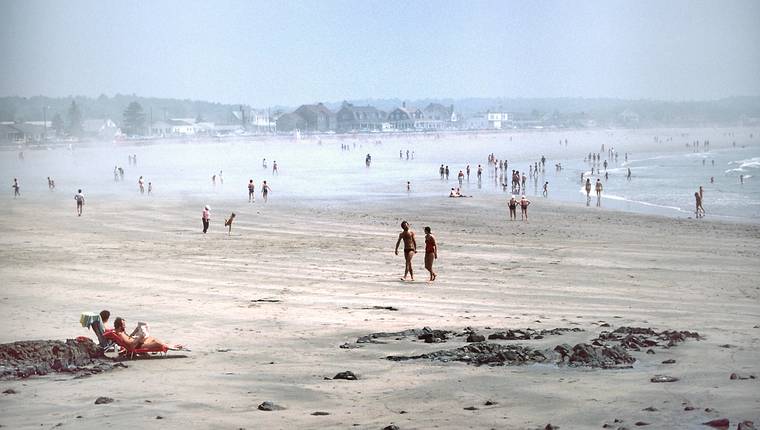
585, 178, 592, 206
394, 221, 417, 281
423, 226, 437, 282
508, 195, 518, 221
595, 179, 603, 207
695, 192, 704, 218
202, 205, 210, 233
248, 179, 255, 203
519, 195, 531, 221
261, 181, 272, 202
12, 178, 20, 197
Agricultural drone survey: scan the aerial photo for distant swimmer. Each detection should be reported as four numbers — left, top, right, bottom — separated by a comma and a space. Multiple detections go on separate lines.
458, 170, 464, 186
519, 195, 531, 221
466, 164, 471, 180
595, 179, 603, 207
508, 195, 517, 220
710, 176, 714, 183
272, 161, 278, 175
605, 171, 609, 181
695, 192, 704, 218
248, 179, 255, 202
439, 164, 445, 180
394, 221, 417, 282
423, 226, 437, 282
477, 165, 483, 181
212, 174, 217, 187
224, 212, 236, 235
585, 178, 592, 206
261, 180, 272, 202
406, 181, 411, 193
138, 176, 145, 194
740, 174, 744, 184
148, 182, 152, 195
74, 189, 85, 216
543, 181, 548, 197
202, 205, 210, 234
11, 178, 19, 197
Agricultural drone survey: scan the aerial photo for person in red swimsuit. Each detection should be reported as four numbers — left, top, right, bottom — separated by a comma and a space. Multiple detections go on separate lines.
424, 226, 437, 282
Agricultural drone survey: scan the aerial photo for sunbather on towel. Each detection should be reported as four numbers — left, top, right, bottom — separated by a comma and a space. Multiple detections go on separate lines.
113, 317, 183, 352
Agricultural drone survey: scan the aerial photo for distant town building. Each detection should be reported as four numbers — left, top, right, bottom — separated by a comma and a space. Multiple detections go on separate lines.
293, 103, 334, 132
335, 102, 386, 132
486, 112, 511, 129
82, 119, 119, 140
275, 112, 307, 132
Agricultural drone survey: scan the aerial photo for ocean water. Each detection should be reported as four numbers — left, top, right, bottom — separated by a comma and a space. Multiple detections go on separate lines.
1, 127, 759, 222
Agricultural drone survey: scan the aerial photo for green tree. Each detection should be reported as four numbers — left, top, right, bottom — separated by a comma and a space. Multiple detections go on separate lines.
122, 101, 146, 136
67, 101, 83, 137
51, 113, 64, 136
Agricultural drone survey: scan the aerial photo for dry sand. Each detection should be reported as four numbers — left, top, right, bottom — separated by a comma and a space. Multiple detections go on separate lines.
1, 194, 759, 429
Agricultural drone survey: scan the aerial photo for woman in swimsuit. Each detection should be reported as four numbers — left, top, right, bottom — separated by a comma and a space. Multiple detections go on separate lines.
424, 226, 437, 282
519, 195, 531, 221
508, 195, 517, 220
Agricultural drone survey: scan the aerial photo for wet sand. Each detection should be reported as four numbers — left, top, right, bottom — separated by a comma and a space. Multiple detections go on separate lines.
1, 194, 759, 429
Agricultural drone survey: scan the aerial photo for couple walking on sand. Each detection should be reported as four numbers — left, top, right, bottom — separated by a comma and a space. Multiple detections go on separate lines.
394, 221, 437, 282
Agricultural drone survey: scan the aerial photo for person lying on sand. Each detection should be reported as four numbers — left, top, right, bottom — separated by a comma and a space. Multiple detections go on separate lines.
113, 317, 183, 352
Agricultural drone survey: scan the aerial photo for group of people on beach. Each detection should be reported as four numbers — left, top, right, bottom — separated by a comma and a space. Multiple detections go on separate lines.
394, 221, 437, 282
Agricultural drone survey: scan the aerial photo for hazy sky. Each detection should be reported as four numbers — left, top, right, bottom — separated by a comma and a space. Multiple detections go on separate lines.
1, 0, 759, 106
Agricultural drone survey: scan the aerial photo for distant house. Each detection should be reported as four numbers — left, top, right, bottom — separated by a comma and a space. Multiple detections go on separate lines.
293, 103, 334, 132
387, 102, 423, 130
0, 123, 24, 145
275, 113, 307, 132
335, 102, 386, 132
1, 122, 46, 143
421, 103, 455, 129
486, 112, 511, 129
619, 110, 640, 126
150, 119, 197, 136
82, 119, 119, 140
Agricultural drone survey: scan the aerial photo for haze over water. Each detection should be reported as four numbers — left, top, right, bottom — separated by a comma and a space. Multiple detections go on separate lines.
3, 127, 758, 222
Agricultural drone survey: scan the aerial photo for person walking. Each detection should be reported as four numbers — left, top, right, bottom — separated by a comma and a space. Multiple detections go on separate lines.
394, 221, 417, 281
248, 179, 255, 203
12, 178, 20, 197
423, 226, 437, 282
519, 195, 531, 221
73, 189, 85, 216
202, 205, 210, 234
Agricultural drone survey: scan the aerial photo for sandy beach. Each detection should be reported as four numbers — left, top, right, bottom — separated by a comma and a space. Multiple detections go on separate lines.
1, 192, 758, 430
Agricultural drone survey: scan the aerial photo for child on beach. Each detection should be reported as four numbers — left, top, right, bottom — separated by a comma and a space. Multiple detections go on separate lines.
224, 212, 236, 235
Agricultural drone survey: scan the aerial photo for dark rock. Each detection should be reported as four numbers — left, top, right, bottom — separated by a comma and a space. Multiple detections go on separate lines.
544, 424, 559, 430
567, 343, 635, 368
635, 422, 650, 426
642, 406, 658, 411
418, 328, 449, 343
705, 408, 715, 412
592, 327, 700, 351
646, 349, 656, 354
662, 359, 676, 364
382, 426, 400, 430
702, 418, 729, 429
365, 306, 398, 311
484, 400, 497, 406
155, 416, 163, 420
737, 421, 756, 430
339, 343, 361, 349
730, 373, 738, 380
719, 344, 733, 348
311, 411, 330, 416
388, 342, 548, 367
94, 396, 113, 404
333, 371, 358, 380
2, 389, 17, 394
650, 375, 678, 383
685, 406, 696, 411
356, 328, 447, 344
0, 338, 122, 380
258, 401, 285, 411
463, 406, 478, 410
466, 333, 486, 343
730, 373, 755, 380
